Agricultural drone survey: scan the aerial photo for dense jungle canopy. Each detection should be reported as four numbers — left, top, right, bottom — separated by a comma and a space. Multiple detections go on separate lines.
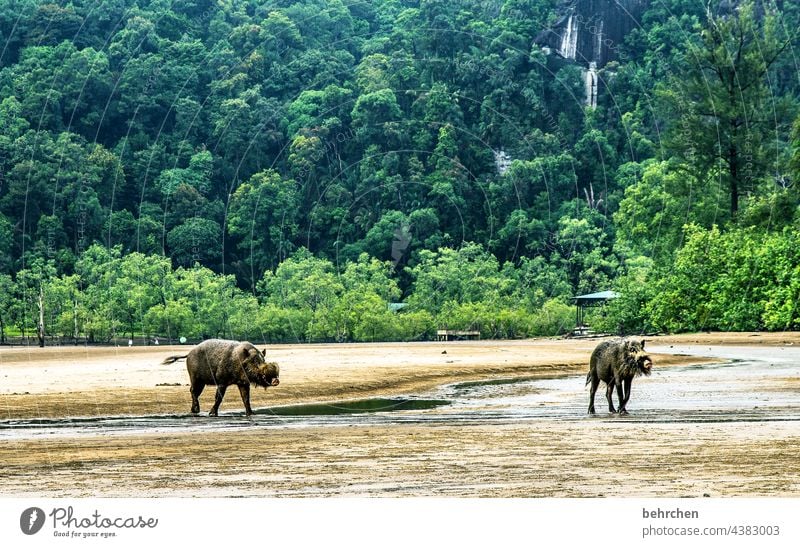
0, 0, 799, 343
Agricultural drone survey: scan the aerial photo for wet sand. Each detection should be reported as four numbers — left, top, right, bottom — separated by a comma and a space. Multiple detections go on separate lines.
3, 421, 797, 497
0, 338, 703, 420
1, 334, 798, 497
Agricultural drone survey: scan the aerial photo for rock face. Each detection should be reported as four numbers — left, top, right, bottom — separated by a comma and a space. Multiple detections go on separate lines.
537, 0, 782, 68
536, 0, 650, 68
718, 0, 778, 18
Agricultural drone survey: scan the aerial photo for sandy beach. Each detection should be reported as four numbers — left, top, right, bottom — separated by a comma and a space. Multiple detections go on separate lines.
1, 333, 798, 497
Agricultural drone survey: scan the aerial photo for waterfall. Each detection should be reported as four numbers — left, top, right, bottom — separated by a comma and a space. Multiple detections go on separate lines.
494, 150, 512, 175
595, 20, 604, 64
559, 14, 578, 59
584, 62, 598, 108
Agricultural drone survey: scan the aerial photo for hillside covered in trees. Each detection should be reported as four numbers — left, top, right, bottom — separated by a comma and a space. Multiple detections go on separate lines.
1, 0, 799, 344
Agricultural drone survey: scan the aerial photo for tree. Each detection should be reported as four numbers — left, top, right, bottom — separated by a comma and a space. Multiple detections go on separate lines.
657, 2, 792, 217
407, 243, 513, 315
166, 266, 240, 339
336, 254, 403, 341
426, 124, 472, 239
258, 249, 343, 314
351, 88, 402, 148
144, 299, 196, 343
0, 273, 13, 343
227, 169, 300, 285
553, 205, 617, 294
106, 253, 171, 340
0, 213, 12, 273
514, 255, 572, 309
157, 150, 214, 197
16, 258, 56, 346
166, 218, 222, 268
285, 84, 352, 139
614, 160, 729, 261
47, 274, 84, 341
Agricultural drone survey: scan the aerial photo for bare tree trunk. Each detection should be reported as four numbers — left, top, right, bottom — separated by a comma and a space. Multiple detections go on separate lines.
37, 285, 45, 348
73, 298, 79, 345
729, 145, 739, 217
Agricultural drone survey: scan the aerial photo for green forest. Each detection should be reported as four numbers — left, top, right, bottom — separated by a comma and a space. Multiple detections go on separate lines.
1, 0, 799, 345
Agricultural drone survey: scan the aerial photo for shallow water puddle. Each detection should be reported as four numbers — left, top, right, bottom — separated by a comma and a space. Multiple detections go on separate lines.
255, 398, 450, 416
0, 398, 451, 438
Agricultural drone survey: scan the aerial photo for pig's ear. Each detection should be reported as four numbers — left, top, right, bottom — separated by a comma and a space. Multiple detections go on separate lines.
623, 339, 632, 351
261, 348, 267, 357
640, 339, 646, 350
235, 344, 252, 362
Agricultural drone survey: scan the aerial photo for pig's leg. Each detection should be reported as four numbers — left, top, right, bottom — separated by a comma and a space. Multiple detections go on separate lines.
190, 382, 204, 414
588, 376, 599, 414
616, 378, 626, 414
605, 382, 616, 413
621, 377, 633, 413
210, 385, 227, 416
238, 384, 253, 416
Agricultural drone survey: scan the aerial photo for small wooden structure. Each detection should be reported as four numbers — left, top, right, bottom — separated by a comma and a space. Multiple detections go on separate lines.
436, 329, 481, 341
572, 290, 619, 335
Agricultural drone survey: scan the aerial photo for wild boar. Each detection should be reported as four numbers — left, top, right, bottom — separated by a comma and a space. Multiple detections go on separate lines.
161, 339, 280, 416
586, 338, 652, 415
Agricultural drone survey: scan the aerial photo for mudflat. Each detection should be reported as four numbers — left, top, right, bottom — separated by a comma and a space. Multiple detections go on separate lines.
0, 338, 653, 419
1, 334, 798, 497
